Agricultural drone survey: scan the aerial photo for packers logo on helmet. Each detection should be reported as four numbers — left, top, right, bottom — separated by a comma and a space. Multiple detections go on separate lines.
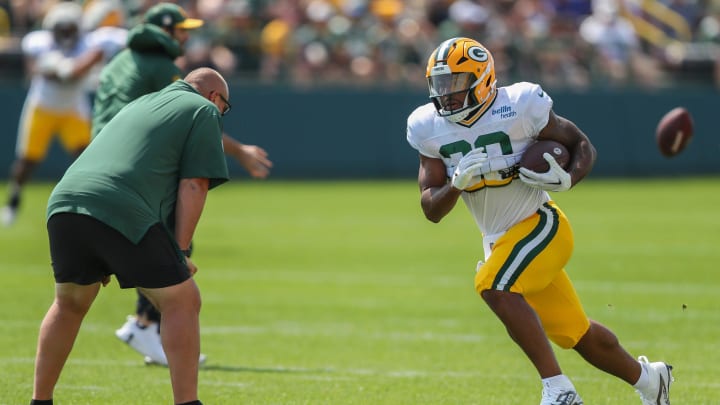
426, 37, 497, 126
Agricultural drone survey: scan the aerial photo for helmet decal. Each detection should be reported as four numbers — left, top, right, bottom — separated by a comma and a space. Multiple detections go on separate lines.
467, 46, 488, 62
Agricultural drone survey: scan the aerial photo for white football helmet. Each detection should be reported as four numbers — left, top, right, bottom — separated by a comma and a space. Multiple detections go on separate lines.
42, 2, 83, 50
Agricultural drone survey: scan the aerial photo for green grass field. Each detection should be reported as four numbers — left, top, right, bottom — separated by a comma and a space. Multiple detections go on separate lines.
1, 178, 719, 404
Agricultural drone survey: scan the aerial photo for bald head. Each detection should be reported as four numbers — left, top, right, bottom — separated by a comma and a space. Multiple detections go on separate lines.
185, 67, 229, 101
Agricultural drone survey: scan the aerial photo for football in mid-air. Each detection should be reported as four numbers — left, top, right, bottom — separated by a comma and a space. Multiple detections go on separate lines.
519, 140, 570, 173
655, 107, 693, 157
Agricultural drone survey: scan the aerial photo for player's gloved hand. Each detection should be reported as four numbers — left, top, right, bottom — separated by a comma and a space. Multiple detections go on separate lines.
55, 57, 76, 81
519, 152, 572, 192
35, 51, 64, 76
452, 149, 523, 190
451, 148, 489, 190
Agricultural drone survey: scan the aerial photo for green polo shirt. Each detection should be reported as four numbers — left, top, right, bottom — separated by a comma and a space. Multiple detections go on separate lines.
48, 80, 229, 243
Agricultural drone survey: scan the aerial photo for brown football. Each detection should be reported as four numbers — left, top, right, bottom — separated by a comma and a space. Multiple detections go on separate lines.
655, 107, 693, 158
519, 140, 570, 173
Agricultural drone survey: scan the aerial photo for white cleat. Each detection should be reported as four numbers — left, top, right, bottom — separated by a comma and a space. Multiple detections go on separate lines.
541, 379, 583, 405
636, 355, 673, 405
116, 315, 208, 367
1, 205, 17, 227
540, 390, 583, 405
115, 315, 168, 365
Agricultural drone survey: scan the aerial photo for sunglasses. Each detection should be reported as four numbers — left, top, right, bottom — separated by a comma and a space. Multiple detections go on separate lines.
217, 93, 231, 116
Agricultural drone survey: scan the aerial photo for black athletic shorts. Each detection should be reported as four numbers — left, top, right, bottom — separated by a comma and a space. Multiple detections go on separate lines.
47, 212, 191, 288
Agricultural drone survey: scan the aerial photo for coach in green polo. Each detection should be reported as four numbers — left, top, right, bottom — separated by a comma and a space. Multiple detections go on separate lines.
91, 1, 271, 368
32, 68, 230, 405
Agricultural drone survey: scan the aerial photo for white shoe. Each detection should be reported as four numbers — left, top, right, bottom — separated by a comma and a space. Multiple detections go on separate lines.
541, 380, 583, 405
636, 355, 673, 405
115, 316, 168, 365
1, 206, 16, 227
541, 390, 583, 405
116, 315, 208, 367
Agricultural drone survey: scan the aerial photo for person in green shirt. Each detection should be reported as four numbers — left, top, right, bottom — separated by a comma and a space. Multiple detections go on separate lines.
92, 2, 271, 179
91, 2, 271, 366
31, 67, 230, 405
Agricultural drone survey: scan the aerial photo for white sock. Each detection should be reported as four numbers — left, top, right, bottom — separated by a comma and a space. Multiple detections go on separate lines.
633, 362, 649, 389
542, 374, 574, 391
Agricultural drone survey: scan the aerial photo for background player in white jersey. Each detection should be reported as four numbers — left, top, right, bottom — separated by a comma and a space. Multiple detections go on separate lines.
80, 0, 129, 89
406, 37, 672, 405
1, 1, 125, 226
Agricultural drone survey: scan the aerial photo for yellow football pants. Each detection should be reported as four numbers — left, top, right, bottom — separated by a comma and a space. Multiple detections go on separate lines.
16, 104, 90, 161
475, 201, 590, 348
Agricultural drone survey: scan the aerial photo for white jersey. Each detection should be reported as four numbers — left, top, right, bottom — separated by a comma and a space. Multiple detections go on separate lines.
407, 82, 554, 257
84, 26, 127, 61
83, 26, 128, 90
21, 28, 125, 115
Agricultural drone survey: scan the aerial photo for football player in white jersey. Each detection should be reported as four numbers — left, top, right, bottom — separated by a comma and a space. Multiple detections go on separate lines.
406, 37, 672, 405
1, 1, 124, 227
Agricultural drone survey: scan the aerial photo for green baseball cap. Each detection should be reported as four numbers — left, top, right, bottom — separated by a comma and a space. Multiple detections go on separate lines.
144, 2, 203, 30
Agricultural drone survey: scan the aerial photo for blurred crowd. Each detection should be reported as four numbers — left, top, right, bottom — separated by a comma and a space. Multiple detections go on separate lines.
1, 0, 719, 90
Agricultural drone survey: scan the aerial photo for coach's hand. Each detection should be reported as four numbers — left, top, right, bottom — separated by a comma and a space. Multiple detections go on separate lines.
185, 256, 198, 276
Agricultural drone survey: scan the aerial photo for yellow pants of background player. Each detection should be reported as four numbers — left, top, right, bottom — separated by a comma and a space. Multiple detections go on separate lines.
475, 201, 590, 349
15, 104, 90, 161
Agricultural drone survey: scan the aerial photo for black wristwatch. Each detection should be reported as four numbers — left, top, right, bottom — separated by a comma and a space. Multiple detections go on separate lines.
181, 249, 192, 257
